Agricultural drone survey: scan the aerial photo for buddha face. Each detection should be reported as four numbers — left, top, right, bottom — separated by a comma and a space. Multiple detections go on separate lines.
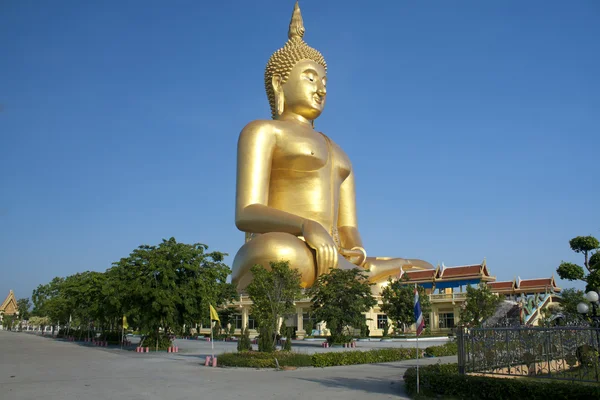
276, 59, 327, 121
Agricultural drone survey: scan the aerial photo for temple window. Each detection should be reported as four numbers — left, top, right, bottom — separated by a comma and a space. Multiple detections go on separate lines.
377, 314, 388, 329
302, 313, 314, 328
233, 314, 243, 329
438, 313, 455, 329
248, 315, 258, 330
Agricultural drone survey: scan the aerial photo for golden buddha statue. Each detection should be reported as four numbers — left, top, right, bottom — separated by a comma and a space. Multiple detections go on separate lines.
232, 1, 433, 291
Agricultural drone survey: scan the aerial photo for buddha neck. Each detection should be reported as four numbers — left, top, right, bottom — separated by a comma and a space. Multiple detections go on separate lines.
278, 111, 314, 128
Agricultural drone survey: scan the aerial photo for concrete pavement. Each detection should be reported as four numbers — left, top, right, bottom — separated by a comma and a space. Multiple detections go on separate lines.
0, 331, 456, 400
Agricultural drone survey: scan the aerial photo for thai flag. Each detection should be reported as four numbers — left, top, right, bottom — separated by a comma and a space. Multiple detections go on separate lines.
414, 285, 425, 336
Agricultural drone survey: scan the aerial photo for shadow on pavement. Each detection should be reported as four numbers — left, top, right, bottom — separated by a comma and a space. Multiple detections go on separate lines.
298, 376, 407, 397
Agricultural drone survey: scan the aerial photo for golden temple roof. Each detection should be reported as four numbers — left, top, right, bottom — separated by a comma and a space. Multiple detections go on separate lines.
0, 290, 18, 315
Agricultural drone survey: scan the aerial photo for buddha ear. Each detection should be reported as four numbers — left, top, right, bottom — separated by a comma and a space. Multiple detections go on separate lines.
272, 75, 285, 117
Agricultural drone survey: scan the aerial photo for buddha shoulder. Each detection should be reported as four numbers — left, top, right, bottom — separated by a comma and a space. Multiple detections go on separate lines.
237, 120, 279, 150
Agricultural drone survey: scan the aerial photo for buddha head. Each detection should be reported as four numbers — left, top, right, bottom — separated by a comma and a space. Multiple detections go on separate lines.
265, 1, 328, 122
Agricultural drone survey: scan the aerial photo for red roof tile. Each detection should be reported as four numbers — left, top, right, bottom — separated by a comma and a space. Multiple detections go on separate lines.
441, 265, 482, 278
519, 278, 554, 288
404, 270, 436, 280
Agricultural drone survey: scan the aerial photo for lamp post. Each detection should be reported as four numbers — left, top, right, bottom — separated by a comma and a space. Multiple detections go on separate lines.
577, 290, 600, 325
577, 290, 600, 353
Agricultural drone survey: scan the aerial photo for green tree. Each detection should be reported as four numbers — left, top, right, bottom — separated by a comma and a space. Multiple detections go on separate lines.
557, 288, 588, 321
28, 316, 50, 332
108, 238, 236, 350
307, 268, 377, 344
380, 278, 431, 334
63, 271, 110, 331
217, 308, 237, 336
556, 236, 600, 291
17, 298, 31, 320
246, 261, 302, 352
459, 284, 502, 327
2, 314, 17, 330
32, 277, 71, 330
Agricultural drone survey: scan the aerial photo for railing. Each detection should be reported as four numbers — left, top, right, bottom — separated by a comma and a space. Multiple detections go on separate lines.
429, 293, 468, 302
457, 326, 600, 383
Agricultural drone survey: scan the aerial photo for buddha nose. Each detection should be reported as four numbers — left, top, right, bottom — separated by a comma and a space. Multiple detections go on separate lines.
317, 85, 326, 97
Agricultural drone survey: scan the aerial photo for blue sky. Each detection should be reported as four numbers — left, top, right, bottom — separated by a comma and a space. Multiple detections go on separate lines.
1, 0, 598, 301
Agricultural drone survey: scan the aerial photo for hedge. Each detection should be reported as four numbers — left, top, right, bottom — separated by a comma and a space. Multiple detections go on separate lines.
424, 341, 458, 357
218, 351, 312, 368
403, 363, 600, 399
312, 348, 421, 368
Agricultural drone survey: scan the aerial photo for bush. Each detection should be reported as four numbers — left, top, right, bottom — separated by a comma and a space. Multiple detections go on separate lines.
218, 351, 312, 368
576, 344, 600, 368
140, 332, 173, 351
403, 363, 600, 399
283, 329, 292, 351
100, 331, 122, 344
359, 323, 370, 338
304, 319, 314, 336
382, 321, 390, 337
258, 326, 275, 352
237, 327, 252, 352
424, 341, 458, 357
312, 348, 420, 368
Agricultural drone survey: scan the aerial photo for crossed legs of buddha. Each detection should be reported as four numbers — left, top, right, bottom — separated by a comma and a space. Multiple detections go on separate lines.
231, 232, 433, 291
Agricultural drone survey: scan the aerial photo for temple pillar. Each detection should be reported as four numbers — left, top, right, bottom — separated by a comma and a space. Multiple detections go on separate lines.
296, 307, 305, 339
241, 307, 249, 330
429, 310, 435, 333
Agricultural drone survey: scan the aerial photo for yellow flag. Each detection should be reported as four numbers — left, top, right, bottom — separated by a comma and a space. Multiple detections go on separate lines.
122, 316, 129, 329
209, 304, 220, 322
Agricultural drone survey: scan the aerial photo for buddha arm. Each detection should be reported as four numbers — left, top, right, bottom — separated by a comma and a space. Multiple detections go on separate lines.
337, 169, 365, 250
234, 121, 305, 235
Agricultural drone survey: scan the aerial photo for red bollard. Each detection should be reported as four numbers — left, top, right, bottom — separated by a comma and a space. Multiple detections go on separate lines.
212, 357, 218, 367
175, 346, 179, 353
205, 356, 211, 366
145, 347, 149, 353
168, 347, 172, 353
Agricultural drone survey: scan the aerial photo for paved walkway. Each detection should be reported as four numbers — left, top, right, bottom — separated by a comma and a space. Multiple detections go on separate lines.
168, 336, 449, 355
0, 331, 456, 400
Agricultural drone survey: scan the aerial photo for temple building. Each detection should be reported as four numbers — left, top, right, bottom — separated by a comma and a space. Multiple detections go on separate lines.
221, 260, 561, 338
0, 290, 19, 330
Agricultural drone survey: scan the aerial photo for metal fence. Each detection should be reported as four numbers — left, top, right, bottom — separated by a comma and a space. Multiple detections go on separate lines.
457, 325, 600, 383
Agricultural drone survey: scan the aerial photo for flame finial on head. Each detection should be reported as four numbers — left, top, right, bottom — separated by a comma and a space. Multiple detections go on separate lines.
264, 1, 328, 119
288, 1, 305, 40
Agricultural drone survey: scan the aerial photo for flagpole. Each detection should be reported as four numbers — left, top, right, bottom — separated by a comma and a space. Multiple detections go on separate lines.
416, 330, 420, 394
121, 320, 124, 350
414, 283, 421, 394
210, 306, 214, 360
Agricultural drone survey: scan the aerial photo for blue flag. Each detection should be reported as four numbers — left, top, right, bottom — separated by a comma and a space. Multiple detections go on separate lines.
414, 285, 425, 336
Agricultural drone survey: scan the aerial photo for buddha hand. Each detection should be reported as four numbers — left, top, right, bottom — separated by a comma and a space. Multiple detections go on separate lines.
339, 247, 367, 268
301, 220, 339, 275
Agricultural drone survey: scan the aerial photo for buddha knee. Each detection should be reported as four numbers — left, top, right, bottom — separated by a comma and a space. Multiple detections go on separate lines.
232, 232, 316, 289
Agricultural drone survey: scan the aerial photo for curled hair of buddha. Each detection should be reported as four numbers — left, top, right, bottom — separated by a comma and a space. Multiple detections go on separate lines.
265, 1, 328, 119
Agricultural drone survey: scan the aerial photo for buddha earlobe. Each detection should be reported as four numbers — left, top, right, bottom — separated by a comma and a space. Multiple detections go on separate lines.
272, 75, 285, 118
